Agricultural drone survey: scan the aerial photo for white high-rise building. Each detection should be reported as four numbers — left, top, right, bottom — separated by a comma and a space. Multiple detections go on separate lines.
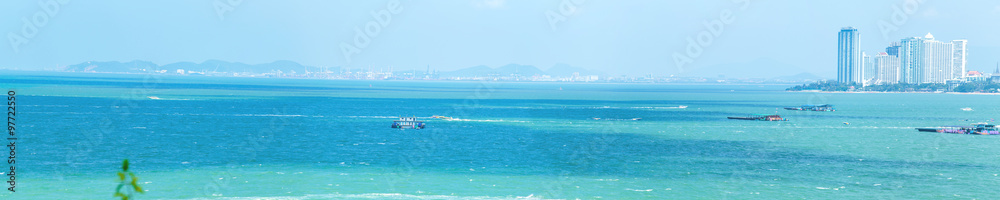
898, 33, 965, 84
952, 39, 968, 79
923, 34, 954, 83
899, 37, 925, 84
862, 52, 877, 85
873, 52, 901, 84
838, 27, 862, 84
841, 29, 968, 85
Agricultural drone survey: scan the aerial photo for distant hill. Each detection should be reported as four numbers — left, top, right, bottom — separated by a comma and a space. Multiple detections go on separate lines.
64, 60, 158, 72
440, 63, 603, 77
545, 63, 605, 77
160, 60, 321, 74
64, 60, 326, 74
61, 60, 605, 78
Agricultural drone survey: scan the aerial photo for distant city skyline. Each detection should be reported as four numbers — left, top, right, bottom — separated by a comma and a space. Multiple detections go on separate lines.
4, 1, 1000, 78
839, 26, 974, 85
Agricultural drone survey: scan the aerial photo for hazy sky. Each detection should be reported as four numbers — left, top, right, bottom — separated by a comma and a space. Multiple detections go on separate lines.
3, 0, 1000, 77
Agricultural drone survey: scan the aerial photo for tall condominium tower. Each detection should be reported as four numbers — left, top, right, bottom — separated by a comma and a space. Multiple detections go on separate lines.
838, 27, 862, 84
952, 39, 968, 79
922, 33, 954, 83
899, 37, 925, 84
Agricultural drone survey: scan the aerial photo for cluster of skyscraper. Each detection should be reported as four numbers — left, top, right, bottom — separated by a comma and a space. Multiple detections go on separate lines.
837, 27, 968, 85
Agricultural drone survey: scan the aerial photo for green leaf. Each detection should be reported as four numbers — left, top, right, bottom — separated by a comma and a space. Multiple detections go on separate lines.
122, 159, 129, 171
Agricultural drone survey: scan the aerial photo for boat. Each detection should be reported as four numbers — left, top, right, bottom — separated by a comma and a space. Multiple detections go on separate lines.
391, 117, 425, 129
727, 114, 787, 121
916, 123, 999, 135
961, 107, 973, 111
783, 104, 835, 111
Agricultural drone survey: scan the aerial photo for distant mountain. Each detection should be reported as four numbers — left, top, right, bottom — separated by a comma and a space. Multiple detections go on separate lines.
162, 60, 321, 74
62, 60, 605, 78
545, 63, 605, 77
494, 64, 546, 76
65, 60, 325, 74
441, 64, 543, 77
442, 65, 494, 77
64, 60, 158, 72
440, 63, 602, 77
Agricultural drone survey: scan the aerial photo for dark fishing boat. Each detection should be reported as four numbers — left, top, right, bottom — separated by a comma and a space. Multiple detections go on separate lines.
727, 114, 786, 121
916, 123, 999, 135
784, 104, 835, 111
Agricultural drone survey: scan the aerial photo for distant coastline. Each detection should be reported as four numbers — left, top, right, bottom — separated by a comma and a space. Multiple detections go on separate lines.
787, 90, 1000, 95
0, 64, 821, 84
786, 81, 1000, 94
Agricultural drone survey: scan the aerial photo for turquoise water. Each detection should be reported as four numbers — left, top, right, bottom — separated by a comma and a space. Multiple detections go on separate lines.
2, 71, 1000, 199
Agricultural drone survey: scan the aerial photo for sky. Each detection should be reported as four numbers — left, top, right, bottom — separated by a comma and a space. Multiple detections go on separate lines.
2, 0, 1000, 78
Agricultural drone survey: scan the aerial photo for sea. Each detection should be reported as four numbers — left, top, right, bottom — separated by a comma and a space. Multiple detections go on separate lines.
1, 70, 999, 199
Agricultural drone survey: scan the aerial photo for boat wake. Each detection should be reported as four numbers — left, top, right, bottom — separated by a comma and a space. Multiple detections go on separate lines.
341, 116, 401, 119
481, 105, 688, 110
444, 118, 529, 123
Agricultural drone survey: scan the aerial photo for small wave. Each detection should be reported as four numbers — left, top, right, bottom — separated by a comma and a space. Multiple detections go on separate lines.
22, 111, 96, 115
179, 113, 323, 118
231, 114, 307, 117
342, 116, 399, 119
146, 96, 196, 100
445, 118, 529, 123
628, 106, 688, 109
23, 105, 71, 107
159, 193, 555, 200
481, 105, 687, 110
625, 188, 654, 192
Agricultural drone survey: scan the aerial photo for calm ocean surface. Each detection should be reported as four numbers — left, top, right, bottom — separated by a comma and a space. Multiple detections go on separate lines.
2, 71, 999, 199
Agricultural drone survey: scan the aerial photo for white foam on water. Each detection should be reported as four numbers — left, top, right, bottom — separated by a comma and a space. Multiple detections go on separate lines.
342, 116, 399, 119
155, 192, 556, 200
444, 118, 529, 123
231, 114, 307, 117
